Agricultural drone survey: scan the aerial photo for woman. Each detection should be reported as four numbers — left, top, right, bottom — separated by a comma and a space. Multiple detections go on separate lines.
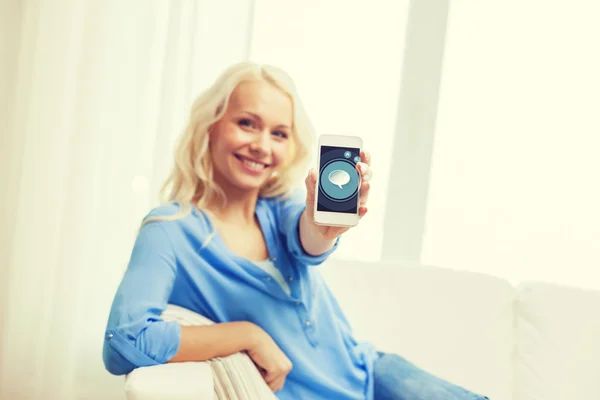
103, 62, 489, 400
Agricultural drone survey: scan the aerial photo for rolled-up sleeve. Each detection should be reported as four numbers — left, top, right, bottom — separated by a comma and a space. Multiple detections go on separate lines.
274, 193, 340, 266
102, 221, 181, 375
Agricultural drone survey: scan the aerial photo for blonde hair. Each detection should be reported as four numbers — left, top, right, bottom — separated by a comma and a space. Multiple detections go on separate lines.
144, 61, 314, 225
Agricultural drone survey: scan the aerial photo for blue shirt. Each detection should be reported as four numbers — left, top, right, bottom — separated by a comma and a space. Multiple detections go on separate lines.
102, 195, 379, 399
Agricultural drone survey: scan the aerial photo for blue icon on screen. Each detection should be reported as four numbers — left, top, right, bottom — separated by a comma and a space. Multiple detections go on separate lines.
344, 151, 351, 159
319, 160, 360, 201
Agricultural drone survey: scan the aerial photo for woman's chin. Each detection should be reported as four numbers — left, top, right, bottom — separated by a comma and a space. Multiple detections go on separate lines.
227, 174, 268, 193
216, 162, 272, 193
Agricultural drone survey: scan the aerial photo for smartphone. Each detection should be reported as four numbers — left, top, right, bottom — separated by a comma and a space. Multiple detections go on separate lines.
313, 134, 363, 227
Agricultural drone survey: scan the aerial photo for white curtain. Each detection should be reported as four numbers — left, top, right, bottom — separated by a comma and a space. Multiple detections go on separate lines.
0, 1, 252, 398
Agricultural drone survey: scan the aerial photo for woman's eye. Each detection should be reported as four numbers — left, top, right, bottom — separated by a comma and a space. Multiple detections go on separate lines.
273, 130, 288, 139
238, 119, 255, 128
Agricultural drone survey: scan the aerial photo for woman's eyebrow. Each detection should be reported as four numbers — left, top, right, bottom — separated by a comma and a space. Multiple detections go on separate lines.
241, 110, 290, 130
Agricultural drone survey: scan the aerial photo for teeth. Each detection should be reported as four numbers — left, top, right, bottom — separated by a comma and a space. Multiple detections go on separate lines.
242, 158, 264, 170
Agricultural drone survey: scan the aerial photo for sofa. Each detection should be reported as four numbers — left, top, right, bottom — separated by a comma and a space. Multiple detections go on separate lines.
123, 259, 600, 400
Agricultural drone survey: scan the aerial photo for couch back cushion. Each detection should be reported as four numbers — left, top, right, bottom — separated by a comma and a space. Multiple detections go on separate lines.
514, 281, 600, 400
319, 259, 515, 400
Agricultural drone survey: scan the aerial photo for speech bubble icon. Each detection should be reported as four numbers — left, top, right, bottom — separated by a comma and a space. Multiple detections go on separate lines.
328, 170, 350, 189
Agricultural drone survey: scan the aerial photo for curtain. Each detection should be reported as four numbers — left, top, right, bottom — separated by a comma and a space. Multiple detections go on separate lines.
0, 1, 252, 398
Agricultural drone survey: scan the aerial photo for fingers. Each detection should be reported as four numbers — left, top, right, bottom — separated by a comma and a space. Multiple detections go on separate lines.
356, 162, 373, 184
264, 369, 278, 384
358, 150, 373, 183
359, 206, 368, 217
304, 169, 317, 214
304, 168, 317, 184
264, 370, 289, 392
359, 181, 370, 207
304, 168, 317, 194
263, 359, 293, 393
360, 150, 371, 166
355, 158, 371, 219
266, 375, 285, 392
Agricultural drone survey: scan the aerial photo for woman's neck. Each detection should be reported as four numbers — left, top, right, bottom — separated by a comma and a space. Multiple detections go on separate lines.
206, 190, 259, 226
203, 168, 263, 226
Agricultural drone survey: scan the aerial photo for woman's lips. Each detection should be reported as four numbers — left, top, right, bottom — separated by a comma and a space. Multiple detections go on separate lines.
234, 154, 269, 174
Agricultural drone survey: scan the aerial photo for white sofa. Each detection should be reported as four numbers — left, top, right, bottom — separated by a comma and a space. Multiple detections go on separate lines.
124, 259, 600, 400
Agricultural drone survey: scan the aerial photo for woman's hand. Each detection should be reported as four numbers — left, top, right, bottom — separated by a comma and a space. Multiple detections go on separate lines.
304, 150, 373, 240
246, 325, 293, 392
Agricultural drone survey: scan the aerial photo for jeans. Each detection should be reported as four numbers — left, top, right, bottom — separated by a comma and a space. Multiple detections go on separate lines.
373, 352, 490, 400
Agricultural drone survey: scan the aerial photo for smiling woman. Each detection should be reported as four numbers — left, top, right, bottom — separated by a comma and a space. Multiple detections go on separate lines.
209, 81, 293, 192
146, 63, 313, 221
101, 61, 488, 400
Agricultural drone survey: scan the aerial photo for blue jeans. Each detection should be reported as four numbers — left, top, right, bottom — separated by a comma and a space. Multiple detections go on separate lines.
373, 352, 490, 400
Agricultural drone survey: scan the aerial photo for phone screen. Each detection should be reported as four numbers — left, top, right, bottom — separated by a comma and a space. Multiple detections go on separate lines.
317, 145, 361, 214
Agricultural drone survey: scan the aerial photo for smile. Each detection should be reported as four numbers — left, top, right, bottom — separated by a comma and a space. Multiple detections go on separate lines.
234, 154, 269, 172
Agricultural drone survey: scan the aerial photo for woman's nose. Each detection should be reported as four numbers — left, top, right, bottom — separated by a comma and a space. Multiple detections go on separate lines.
250, 130, 271, 155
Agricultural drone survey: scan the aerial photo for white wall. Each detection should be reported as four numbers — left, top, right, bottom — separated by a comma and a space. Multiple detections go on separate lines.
422, 1, 600, 290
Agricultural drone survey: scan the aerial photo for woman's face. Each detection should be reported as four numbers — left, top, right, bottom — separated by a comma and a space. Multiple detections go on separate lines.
209, 80, 293, 194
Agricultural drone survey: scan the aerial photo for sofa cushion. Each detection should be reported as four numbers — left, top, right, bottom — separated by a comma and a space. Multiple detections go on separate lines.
319, 259, 515, 400
514, 281, 600, 400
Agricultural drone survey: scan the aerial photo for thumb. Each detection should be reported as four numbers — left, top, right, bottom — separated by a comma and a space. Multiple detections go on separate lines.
304, 169, 317, 216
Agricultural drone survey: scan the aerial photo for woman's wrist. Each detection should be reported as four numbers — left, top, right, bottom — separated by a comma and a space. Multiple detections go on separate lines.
244, 321, 267, 351
299, 210, 337, 256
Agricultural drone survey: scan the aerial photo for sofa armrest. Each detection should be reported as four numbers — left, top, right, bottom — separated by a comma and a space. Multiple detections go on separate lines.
125, 362, 214, 400
123, 305, 221, 399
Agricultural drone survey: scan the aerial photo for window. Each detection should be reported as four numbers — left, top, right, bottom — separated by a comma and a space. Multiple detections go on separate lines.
422, 1, 600, 289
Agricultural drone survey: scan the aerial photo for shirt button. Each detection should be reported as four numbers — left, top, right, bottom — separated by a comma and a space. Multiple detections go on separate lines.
305, 321, 311, 326
272, 257, 278, 262
108, 333, 113, 339
288, 276, 294, 281
266, 277, 272, 281
296, 301, 301, 306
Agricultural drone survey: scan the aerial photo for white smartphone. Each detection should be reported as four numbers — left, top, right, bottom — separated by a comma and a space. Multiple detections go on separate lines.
313, 134, 363, 227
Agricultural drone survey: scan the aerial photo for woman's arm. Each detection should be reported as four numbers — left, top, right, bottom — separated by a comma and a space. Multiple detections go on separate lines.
168, 322, 259, 362
103, 221, 181, 375
298, 209, 336, 256
271, 193, 340, 265
170, 322, 294, 393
